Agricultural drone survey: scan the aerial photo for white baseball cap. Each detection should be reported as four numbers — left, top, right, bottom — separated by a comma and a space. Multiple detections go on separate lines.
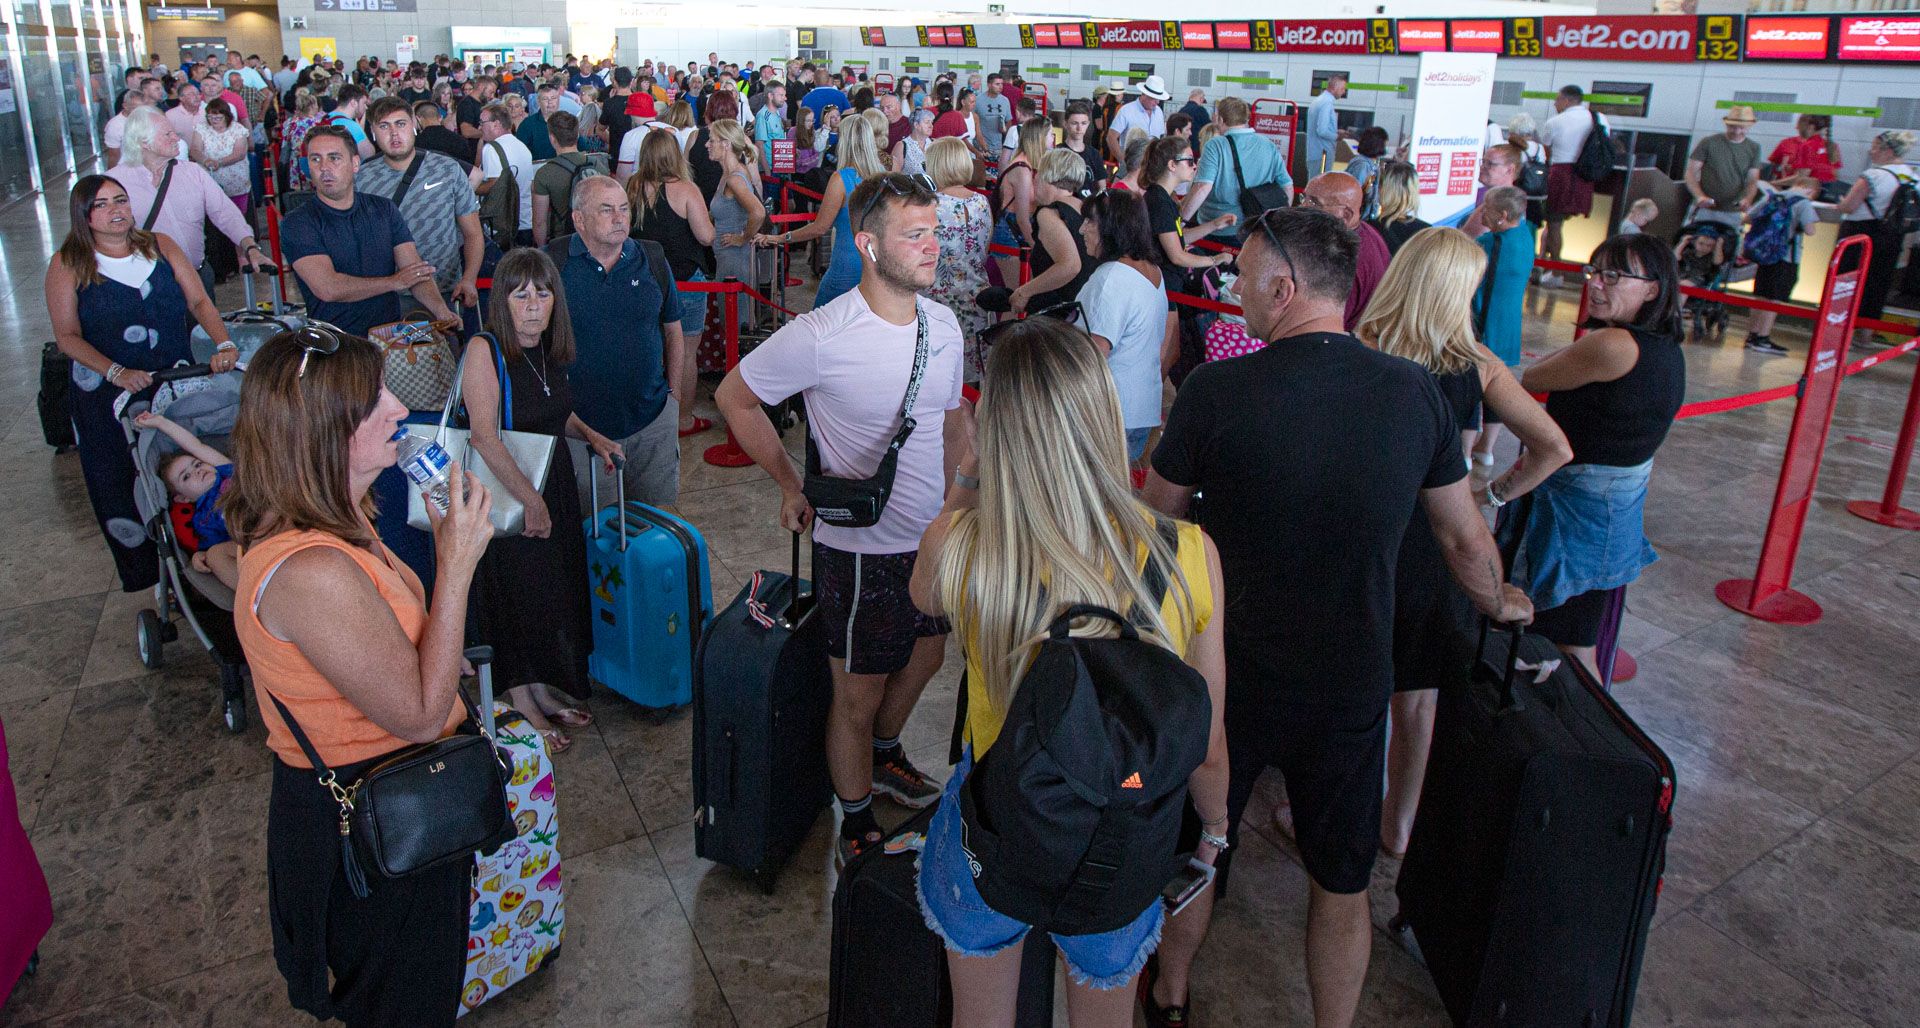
1139, 75, 1170, 101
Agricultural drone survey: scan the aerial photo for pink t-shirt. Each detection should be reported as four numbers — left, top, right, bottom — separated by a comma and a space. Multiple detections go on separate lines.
739, 288, 964, 555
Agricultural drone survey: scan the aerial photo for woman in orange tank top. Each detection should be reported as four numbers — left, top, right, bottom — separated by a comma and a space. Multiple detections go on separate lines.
227, 326, 496, 1027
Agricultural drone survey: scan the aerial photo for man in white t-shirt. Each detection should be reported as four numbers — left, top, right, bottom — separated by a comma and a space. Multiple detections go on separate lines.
1106, 75, 1170, 162
716, 173, 966, 866
1538, 85, 1608, 281
475, 101, 536, 241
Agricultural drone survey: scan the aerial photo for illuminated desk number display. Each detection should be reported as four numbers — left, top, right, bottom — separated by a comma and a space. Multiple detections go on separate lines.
1252, 21, 1276, 52
1696, 16, 1739, 61
1506, 18, 1542, 57
1368, 19, 1398, 54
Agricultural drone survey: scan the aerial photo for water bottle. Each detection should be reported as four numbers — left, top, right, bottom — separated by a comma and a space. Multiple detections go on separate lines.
394, 429, 454, 517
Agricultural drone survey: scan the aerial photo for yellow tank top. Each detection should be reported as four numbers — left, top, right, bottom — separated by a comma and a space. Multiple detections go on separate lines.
961, 517, 1213, 757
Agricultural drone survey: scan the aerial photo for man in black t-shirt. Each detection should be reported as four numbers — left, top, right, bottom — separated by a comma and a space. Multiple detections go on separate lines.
1142, 207, 1530, 1028
455, 76, 493, 149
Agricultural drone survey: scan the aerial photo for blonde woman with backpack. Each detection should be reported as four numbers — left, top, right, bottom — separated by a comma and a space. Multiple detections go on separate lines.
909, 317, 1230, 1028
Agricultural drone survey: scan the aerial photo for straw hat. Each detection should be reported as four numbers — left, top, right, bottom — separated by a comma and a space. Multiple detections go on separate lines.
1722, 105, 1758, 125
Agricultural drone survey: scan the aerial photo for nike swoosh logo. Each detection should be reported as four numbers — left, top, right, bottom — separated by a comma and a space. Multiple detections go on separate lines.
422, 180, 443, 190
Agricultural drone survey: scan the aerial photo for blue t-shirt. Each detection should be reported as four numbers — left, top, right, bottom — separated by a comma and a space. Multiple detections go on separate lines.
1195, 128, 1292, 234
555, 235, 678, 438
516, 111, 556, 160
1474, 219, 1535, 367
800, 86, 850, 122
281, 192, 414, 336
191, 464, 236, 548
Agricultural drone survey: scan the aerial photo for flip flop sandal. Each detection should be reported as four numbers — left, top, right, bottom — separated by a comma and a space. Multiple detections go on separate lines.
536, 727, 572, 755
678, 416, 714, 437
548, 707, 595, 728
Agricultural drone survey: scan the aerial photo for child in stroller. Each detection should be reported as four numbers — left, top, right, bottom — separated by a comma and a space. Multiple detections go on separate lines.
134, 411, 239, 590
1674, 221, 1738, 340
122, 368, 253, 732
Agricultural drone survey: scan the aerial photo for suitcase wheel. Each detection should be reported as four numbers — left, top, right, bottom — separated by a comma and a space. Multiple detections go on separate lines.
137, 609, 165, 670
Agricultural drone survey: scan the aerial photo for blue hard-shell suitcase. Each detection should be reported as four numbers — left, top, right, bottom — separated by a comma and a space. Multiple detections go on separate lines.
583, 463, 712, 719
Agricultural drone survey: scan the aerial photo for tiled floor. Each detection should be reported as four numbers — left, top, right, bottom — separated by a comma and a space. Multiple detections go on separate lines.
3, 172, 1918, 1027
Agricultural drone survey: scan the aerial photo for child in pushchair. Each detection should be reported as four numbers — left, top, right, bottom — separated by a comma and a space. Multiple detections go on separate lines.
121, 367, 254, 733
134, 410, 239, 590
1674, 221, 1738, 340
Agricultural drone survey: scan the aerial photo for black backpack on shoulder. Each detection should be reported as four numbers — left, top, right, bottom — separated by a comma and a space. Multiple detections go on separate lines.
1869, 166, 1920, 237
958, 545, 1212, 936
1574, 109, 1617, 184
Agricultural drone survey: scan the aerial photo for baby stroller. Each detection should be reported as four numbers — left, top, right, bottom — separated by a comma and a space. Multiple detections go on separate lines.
120, 365, 253, 734
1675, 221, 1740, 341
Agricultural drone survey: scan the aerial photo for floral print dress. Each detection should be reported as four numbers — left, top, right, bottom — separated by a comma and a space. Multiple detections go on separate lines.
282, 113, 323, 191
930, 191, 993, 381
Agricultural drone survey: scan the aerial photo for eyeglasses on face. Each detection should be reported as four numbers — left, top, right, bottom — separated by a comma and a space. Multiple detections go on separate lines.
853, 173, 937, 234
1582, 265, 1658, 287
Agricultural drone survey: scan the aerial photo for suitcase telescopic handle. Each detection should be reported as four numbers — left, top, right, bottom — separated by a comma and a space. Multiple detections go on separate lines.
790, 530, 801, 615
589, 454, 629, 551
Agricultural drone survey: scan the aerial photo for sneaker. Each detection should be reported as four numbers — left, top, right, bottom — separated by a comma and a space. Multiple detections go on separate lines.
835, 829, 883, 868
1137, 955, 1190, 1028
1745, 336, 1789, 355
873, 753, 943, 809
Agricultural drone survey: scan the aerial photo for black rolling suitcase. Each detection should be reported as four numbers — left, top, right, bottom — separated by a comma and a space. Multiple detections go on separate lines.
828, 807, 1056, 1028
1395, 619, 1675, 1027
37, 342, 75, 452
692, 533, 832, 892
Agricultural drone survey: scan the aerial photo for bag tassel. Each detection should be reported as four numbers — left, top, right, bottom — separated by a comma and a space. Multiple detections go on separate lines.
342, 833, 372, 900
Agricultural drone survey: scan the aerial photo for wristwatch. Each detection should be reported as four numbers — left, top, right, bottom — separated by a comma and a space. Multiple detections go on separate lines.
1198, 829, 1230, 852
952, 470, 979, 491
1485, 480, 1508, 508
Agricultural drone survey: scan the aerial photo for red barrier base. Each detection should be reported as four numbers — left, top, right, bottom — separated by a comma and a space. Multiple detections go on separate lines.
1713, 579, 1824, 625
1612, 650, 1637, 684
704, 441, 754, 468
1844, 499, 1920, 531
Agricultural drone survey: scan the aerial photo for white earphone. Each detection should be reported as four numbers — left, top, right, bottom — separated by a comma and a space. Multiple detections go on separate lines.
866, 243, 877, 261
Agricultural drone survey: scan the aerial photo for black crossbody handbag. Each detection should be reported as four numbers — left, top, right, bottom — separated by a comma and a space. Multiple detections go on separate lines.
1227, 132, 1291, 222
263, 649, 516, 899
803, 305, 930, 528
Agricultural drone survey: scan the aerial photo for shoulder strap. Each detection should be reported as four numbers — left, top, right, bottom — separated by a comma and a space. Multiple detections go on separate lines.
142, 160, 177, 232
899, 305, 931, 425
487, 139, 510, 180
478, 330, 513, 432
1226, 132, 1249, 192
389, 152, 426, 206
1138, 517, 1181, 615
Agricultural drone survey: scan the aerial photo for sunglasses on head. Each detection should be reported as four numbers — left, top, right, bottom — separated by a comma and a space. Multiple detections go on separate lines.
1248, 208, 1300, 284
290, 324, 349, 378
853, 173, 937, 234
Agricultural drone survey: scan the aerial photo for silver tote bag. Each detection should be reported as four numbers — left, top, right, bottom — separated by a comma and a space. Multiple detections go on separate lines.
405, 344, 556, 538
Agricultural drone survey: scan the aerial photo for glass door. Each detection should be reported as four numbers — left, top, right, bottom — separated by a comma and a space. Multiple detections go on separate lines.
0, 10, 39, 206
12, 0, 73, 181
52, 0, 96, 167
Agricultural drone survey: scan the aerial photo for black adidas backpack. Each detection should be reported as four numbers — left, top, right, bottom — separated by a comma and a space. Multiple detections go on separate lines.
959, 591, 1213, 936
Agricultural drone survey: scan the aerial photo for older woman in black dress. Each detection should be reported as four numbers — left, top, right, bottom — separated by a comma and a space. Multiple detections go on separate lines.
459, 248, 624, 752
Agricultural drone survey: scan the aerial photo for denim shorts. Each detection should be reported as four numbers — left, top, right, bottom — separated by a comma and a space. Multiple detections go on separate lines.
1516, 460, 1658, 612
679, 269, 709, 338
991, 210, 1022, 250
915, 750, 1164, 990
1126, 427, 1153, 462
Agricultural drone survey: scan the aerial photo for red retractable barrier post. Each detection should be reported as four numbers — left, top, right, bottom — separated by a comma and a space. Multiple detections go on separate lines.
679, 281, 755, 468
1845, 353, 1920, 530
1714, 235, 1871, 624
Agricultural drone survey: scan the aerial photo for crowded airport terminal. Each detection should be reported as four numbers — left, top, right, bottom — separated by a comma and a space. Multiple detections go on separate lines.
3, 0, 1919, 1024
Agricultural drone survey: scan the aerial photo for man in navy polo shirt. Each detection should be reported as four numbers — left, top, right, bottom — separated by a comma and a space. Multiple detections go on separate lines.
281, 124, 456, 335
548, 176, 685, 508
281, 123, 458, 588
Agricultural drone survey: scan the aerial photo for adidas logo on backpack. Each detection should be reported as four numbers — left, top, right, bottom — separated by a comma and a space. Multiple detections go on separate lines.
957, 528, 1212, 936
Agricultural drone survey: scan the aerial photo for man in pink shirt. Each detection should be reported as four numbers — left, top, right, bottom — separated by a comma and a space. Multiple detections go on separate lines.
715, 173, 968, 866
165, 81, 207, 140
108, 108, 266, 292
1302, 172, 1389, 329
